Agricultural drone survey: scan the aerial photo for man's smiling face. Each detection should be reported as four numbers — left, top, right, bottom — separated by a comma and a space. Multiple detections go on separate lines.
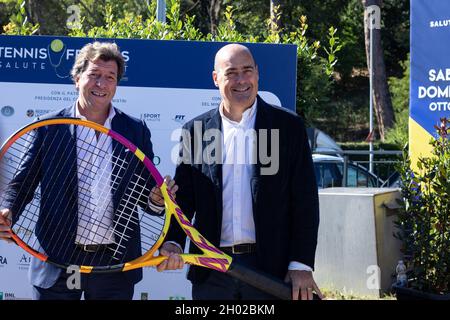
75, 59, 118, 113
213, 46, 259, 111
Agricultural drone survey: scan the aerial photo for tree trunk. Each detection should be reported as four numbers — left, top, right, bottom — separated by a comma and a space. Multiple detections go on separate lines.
25, 0, 75, 35
26, 0, 41, 32
209, 0, 221, 35
362, 0, 395, 141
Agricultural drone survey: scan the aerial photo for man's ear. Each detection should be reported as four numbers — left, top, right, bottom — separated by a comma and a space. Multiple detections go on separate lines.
212, 71, 219, 87
74, 76, 80, 90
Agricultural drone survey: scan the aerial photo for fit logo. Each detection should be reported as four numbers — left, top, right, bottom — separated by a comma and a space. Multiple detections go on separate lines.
173, 115, 186, 124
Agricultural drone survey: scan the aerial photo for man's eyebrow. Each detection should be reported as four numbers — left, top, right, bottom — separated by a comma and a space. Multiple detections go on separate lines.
89, 67, 117, 75
223, 65, 255, 72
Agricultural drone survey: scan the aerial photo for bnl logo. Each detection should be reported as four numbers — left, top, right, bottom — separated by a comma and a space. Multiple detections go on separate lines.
0, 292, 15, 300
173, 115, 186, 123
5, 293, 15, 299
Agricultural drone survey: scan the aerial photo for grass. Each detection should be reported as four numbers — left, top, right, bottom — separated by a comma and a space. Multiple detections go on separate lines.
320, 288, 396, 300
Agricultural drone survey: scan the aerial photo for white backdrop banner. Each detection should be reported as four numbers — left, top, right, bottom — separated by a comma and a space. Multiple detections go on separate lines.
0, 35, 297, 300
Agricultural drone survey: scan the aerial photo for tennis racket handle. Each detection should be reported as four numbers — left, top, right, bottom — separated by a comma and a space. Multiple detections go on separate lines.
227, 263, 291, 300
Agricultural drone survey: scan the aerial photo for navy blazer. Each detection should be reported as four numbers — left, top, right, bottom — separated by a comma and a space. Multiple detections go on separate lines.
3, 105, 155, 287
167, 95, 320, 284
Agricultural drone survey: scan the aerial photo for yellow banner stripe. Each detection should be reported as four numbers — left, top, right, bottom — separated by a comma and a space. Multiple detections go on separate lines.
409, 117, 434, 171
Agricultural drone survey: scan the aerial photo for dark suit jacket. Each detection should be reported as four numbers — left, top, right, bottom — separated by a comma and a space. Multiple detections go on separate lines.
167, 95, 320, 284
3, 105, 155, 286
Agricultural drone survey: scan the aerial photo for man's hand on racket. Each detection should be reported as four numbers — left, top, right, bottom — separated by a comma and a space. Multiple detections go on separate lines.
0, 209, 13, 243
156, 242, 184, 272
149, 175, 184, 272
150, 175, 178, 206
284, 270, 324, 300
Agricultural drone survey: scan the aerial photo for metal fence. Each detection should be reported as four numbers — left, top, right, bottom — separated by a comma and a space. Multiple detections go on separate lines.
314, 150, 403, 188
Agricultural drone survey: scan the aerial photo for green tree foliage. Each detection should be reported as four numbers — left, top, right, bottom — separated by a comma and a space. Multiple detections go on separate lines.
2, 0, 39, 35
336, 0, 366, 78
1, 0, 411, 143
98, 0, 411, 78
381, 0, 410, 76
68, 0, 204, 40
385, 54, 409, 148
0, 1, 16, 31
2, 0, 340, 127
1, 0, 153, 36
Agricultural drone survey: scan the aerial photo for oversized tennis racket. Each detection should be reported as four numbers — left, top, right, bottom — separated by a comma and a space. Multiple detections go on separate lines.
0, 117, 293, 299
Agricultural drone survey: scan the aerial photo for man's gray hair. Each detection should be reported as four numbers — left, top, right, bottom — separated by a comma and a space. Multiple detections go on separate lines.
71, 41, 125, 82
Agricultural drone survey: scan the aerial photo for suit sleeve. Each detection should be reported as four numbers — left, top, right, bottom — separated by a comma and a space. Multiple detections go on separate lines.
289, 118, 320, 269
3, 126, 43, 224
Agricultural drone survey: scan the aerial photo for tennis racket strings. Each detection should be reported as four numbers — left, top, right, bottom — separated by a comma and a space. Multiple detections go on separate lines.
0, 122, 167, 268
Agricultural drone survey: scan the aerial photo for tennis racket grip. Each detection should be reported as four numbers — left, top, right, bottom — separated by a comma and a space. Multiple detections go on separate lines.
227, 262, 291, 300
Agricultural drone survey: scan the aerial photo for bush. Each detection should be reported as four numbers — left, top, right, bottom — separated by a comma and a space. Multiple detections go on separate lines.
395, 118, 450, 295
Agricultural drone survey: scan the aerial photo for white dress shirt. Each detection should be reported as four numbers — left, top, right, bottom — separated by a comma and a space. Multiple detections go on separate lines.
75, 105, 116, 245
220, 101, 257, 247
74, 104, 164, 246
219, 101, 312, 272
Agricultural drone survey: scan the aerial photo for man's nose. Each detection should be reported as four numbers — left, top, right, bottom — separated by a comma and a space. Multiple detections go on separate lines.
236, 72, 247, 83
96, 76, 107, 87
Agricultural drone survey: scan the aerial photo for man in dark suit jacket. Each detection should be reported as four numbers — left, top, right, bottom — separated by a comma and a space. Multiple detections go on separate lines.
0, 41, 177, 300
158, 44, 322, 300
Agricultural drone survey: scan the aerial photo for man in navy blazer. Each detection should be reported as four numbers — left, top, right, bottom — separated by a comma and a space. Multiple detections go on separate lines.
0, 41, 178, 300
158, 44, 322, 300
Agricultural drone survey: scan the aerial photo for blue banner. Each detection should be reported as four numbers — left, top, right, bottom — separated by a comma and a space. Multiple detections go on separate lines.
410, 0, 450, 161
0, 35, 297, 110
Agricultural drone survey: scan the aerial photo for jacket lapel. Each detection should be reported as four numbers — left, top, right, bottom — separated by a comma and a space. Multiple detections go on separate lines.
203, 108, 224, 231
56, 107, 79, 243
252, 96, 272, 212
203, 108, 223, 189
60, 106, 78, 192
